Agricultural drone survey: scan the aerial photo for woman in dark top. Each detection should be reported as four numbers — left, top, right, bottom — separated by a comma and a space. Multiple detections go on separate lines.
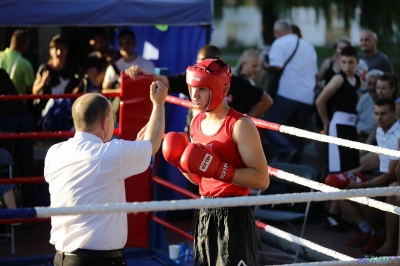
32, 35, 83, 124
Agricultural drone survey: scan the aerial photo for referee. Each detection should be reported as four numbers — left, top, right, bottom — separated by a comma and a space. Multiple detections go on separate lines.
44, 81, 167, 266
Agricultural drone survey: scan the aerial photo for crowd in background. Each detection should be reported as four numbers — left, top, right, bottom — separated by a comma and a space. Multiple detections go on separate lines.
0, 21, 400, 257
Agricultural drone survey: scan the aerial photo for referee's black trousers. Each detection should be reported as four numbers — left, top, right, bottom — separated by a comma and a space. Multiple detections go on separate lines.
54, 249, 126, 266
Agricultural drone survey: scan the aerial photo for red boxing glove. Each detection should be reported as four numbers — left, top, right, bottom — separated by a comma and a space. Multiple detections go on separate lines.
345, 173, 366, 183
324, 172, 366, 189
162, 132, 189, 173
180, 143, 236, 183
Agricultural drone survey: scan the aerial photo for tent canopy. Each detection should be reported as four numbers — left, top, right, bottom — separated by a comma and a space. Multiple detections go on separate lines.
0, 0, 213, 26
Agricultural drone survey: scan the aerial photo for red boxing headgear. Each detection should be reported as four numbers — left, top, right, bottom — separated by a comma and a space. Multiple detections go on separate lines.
186, 59, 232, 111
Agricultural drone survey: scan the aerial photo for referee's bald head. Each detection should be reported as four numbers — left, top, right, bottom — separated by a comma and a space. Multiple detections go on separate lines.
72, 93, 111, 131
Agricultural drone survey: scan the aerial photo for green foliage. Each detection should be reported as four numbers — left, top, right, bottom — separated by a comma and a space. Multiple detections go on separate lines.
214, 0, 400, 73
214, 0, 400, 46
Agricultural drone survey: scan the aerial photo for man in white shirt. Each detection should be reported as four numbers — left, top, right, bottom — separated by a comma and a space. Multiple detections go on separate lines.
45, 81, 167, 266
102, 29, 154, 92
263, 20, 318, 163
339, 98, 400, 255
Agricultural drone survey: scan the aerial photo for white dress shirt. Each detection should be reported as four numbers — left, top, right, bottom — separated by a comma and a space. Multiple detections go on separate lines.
376, 121, 400, 173
44, 132, 152, 252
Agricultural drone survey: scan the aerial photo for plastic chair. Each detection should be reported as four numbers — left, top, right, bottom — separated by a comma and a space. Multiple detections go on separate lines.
254, 162, 318, 263
0, 148, 15, 254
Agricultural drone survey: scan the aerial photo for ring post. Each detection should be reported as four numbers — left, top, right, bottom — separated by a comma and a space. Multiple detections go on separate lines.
119, 73, 153, 247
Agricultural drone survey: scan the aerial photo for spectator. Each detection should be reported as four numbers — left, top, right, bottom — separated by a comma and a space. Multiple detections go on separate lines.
0, 69, 36, 207
358, 73, 399, 159
316, 37, 352, 132
0, 29, 35, 95
237, 49, 262, 86
317, 37, 352, 91
83, 28, 119, 92
102, 29, 154, 92
290, 24, 302, 38
359, 30, 394, 74
316, 46, 361, 232
263, 20, 318, 163
32, 35, 84, 125
356, 69, 383, 142
0, 185, 17, 209
125, 45, 273, 119
316, 46, 360, 173
102, 29, 154, 122
369, 139, 400, 257
339, 98, 400, 254
376, 73, 400, 117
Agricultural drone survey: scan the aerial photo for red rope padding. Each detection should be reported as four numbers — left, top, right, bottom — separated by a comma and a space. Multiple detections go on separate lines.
152, 176, 200, 199
251, 117, 281, 131
0, 177, 45, 184
151, 214, 194, 242
0, 168, 279, 185
165, 95, 193, 109
255, 220, 268, 231
0, 92, 120, 101
0, 217, 50, 225
0, 129, 120, 140
164, 95, 281, 131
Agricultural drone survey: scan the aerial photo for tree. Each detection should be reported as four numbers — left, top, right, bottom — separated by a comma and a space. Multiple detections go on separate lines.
214, 0, 400, 71
214, 0, 400, 47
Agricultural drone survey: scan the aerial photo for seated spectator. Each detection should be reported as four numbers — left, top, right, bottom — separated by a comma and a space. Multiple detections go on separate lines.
356, 69, 383, 142
32, 35, 84, 126
237, 49, 262, 86
0, 69, 36, 208
339, 98, 400, 254
369, 139, 400, 257
0, 185, 17, 209
83, 28, 119, 92
376, 73, 400, 117
361, 73, 400, 148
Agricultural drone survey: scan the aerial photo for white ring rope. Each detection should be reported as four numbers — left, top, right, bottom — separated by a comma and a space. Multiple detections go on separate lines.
273, 169, 400, 215
34, 187, 400, 218
262, 225, 354, 261
279, 124, 400, 158
276, 256, 400, 266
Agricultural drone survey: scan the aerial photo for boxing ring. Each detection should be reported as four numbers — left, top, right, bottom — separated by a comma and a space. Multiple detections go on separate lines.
1, 74, 400, 265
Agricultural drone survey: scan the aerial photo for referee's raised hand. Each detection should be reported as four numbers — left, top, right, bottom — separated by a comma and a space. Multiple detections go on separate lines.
150, 81, 168, 105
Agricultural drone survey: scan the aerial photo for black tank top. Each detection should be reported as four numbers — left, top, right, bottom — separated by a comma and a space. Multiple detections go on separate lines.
330, 71, 360, 114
